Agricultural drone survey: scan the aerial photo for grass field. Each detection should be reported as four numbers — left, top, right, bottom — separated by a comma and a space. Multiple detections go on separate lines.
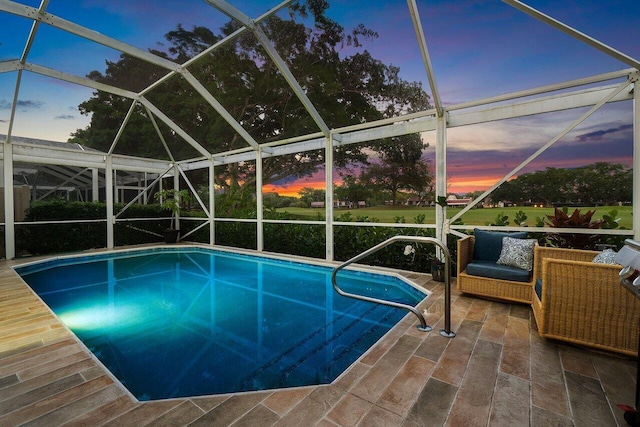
277, 205, 634, 228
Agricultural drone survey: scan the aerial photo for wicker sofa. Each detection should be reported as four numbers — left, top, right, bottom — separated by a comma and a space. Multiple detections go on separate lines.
456, 230, 537, 304
532, 246, 640, 356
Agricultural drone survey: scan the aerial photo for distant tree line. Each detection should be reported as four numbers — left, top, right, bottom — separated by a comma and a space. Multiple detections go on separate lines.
259, 162, 632, 210
487, 162, 632, 206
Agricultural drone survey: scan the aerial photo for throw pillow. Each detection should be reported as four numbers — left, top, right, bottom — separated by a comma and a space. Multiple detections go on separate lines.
592, 248, 618, 264
496, 236, 536, 271
472, 228, 528, 262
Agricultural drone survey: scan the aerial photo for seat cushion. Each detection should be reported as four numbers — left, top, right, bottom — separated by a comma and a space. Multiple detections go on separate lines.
472, 228, 528, 262
466, 260, 532, 282
535, 278, 542, 299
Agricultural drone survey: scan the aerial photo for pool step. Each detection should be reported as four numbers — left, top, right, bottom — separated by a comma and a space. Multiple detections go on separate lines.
279, 304, 399, 386
237, 302, 398, 390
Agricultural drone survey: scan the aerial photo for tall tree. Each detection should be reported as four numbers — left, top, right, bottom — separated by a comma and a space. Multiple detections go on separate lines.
334, 173, 373, 204
362, 136, 432, 204
69, 0, 431, 194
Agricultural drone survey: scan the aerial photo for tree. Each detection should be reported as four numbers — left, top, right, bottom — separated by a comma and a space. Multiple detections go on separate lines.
263, 192, 297, 209
490, 163, 631, 206
70, 0, 431, 196
298, 187, 326, 206
517, 167, 575, 206
334, 173, 373, 205
573, 162, 630, 205
362, 136, 432, 204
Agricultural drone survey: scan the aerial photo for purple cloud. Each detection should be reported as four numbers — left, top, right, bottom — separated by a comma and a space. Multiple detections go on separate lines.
0, 99, 44, 111
575, 124, 633, 142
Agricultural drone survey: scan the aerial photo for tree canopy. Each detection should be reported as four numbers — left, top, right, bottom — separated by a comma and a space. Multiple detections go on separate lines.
490, 162, 632, 206
69, 0, 432, 194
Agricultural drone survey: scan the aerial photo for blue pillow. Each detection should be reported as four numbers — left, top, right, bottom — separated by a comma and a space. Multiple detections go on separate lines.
472, 228, 528, 262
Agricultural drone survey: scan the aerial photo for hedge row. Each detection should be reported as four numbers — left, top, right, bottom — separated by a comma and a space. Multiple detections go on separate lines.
15, 201, 456, 275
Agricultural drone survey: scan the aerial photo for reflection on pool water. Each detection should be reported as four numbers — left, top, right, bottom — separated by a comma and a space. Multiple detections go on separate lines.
15, 247, 427, 400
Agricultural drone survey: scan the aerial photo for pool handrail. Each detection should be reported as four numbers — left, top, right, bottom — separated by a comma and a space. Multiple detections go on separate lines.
331, 235, 455, 338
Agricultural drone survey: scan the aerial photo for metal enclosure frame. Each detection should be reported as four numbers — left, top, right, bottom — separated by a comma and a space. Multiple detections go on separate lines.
0, 0, 637, 259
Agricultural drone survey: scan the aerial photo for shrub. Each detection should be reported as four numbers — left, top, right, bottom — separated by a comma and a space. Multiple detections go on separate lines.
544, 207, 604, 249
16, 201, 168, 255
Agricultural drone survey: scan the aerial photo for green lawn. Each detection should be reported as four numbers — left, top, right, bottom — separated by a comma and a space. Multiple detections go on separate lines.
277, 205, 633, 228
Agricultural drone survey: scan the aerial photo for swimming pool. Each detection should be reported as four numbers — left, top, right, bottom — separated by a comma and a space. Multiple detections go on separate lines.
15, 247, 427, 401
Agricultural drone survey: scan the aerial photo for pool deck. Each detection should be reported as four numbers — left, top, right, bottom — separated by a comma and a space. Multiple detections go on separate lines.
0, 248, 637, 426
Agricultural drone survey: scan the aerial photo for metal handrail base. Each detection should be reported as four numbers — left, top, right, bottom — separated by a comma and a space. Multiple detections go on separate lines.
331, 235, 455, 337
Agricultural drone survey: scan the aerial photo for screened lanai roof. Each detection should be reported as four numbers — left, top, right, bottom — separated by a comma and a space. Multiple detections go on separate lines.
1, 0, 638, 155
0, 0, 639, 259
0, 135, 154, 199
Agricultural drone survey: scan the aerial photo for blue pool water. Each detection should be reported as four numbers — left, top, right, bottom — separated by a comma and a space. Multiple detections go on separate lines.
15, 247, 426, 400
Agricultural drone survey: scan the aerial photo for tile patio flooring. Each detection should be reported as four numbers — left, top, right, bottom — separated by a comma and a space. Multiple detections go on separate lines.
0, 251, 637, 426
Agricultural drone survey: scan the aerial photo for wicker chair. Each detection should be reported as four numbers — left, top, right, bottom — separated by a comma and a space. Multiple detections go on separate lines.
457, 235, 536, 304
532, 246, 640, 356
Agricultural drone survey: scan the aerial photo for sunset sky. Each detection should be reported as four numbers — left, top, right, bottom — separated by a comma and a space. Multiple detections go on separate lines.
1, 0, 638, 195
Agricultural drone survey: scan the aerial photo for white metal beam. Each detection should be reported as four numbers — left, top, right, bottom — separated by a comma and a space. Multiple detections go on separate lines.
6, 69, 22, 144
336, 117, 438, 146
256, 150, 264, 251
209, 160, 215, 245
143, 105, 176, 163
8, 142, 170, 173
105, 155, 114, 248
11, 145, 106, 168
325, 136, 334, 261
19, 0, 47, 63
173, 166, 180, 233
447, 69, 633, 113
435, 114, 447, 244
108, 100, 139, 155
24, 62, 139, 99
448, 83, 633, 127
3, 143, 14, 258
407, 0, 443, 116
110, 157, 170, 173
271, 137, 326, 157
0, 60, 21, 73
92, 168, 99, 202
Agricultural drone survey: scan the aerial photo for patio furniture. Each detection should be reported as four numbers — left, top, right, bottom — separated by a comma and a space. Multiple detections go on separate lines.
532, 246, 640, 356
456, 229, 537, 304
615, 239, 640, 421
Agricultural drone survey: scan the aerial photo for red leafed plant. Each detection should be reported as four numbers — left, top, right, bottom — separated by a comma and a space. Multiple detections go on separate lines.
544, 207, 604, 249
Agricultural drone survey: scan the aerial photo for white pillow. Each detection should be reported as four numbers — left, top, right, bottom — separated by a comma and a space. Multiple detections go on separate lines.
592, 248, 617, 264
497, 236, 536, 271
